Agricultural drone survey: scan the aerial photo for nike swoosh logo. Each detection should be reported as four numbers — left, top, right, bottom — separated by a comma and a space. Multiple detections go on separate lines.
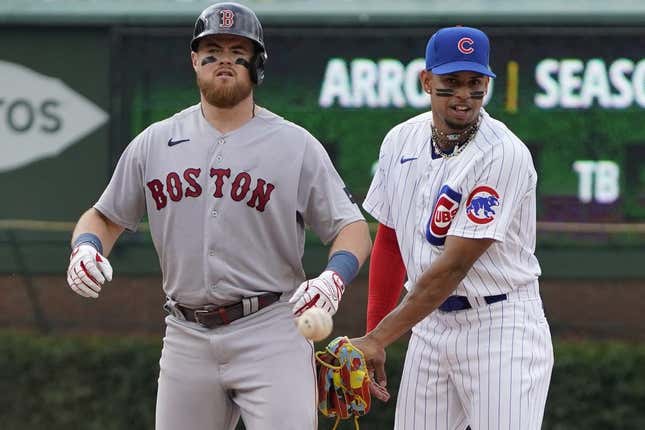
168, 138, 190, 147
400, 156, 418, 164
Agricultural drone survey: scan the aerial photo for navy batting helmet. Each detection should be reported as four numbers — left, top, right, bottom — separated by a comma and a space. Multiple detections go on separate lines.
191, 2, 267, 85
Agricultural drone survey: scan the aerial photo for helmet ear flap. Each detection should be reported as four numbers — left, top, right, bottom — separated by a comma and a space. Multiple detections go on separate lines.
191, 17, 206, 52
194, 18, 206, 37
251, 51, 267, 85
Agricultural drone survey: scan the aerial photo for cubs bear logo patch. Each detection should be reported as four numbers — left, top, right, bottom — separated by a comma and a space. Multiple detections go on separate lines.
426, 185, 462, 246
465, 185, 500, 225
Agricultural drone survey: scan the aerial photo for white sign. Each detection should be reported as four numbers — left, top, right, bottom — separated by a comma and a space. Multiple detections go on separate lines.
319, 58, 494, 109
0, 60, 108, 173
535, 58, 645, 109
572, 160, 620, 204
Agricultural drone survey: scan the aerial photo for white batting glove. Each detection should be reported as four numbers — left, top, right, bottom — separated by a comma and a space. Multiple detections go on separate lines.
66, 244, 113, 299
289, 270, 345, 317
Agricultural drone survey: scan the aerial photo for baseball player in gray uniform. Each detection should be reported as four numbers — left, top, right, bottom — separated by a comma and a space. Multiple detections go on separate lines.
353, 27, 553, 429
65, 3, 371, 429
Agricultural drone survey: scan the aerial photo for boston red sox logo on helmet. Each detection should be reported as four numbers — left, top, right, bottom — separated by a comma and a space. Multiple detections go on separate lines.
219, 9, 235, 28
465, 185, 500, 224
457, 37, 475, 54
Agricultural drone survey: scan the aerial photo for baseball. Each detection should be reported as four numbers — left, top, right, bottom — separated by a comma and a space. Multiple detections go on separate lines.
297, 308, 333, 341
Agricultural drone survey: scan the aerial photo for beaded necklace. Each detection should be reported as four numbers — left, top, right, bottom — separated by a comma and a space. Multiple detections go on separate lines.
431, 114, 482, 159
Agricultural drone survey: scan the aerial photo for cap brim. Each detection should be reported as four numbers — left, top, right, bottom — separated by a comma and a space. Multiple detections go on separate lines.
431, 61, 496, 78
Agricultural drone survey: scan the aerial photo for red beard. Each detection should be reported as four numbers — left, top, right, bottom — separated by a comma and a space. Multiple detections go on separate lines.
197, 73, 253, 108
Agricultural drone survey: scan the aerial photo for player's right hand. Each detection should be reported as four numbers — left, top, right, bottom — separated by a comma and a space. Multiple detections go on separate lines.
66, 244, 113, 298
350, 335, 388, 399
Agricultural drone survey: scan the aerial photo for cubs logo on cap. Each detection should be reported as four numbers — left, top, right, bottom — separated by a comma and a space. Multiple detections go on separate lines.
425, 26, 496, 77
465, 185, 500, 224
426, 185, 462, 246
457, 37, 474, 54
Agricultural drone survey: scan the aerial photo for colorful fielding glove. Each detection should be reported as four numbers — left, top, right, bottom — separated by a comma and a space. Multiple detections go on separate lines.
316, 336, 371, 430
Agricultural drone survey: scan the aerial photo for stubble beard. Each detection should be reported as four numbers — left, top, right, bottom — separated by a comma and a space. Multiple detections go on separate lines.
197, 73, 253, 109
444, 117, 471, 131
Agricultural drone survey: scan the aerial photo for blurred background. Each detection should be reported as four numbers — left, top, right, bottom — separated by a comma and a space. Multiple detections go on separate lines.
1, 0, 644, 429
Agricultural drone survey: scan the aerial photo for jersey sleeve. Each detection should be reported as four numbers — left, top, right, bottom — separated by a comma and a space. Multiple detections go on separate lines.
297, 132, 364, 245
448, 140, 536, 242
362, 129, 396, 227
94, 133, 148, 232
366, 224, 406, 332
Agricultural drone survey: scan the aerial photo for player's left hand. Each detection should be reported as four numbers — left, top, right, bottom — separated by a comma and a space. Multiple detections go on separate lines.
289, 270, 344, 316
350, 335, 390, 401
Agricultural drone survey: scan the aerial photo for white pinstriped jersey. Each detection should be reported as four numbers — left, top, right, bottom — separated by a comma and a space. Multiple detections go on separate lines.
363, 109, 540, 297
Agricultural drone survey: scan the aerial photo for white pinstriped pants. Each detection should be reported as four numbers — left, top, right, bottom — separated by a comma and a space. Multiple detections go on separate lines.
395, 285, 553, 430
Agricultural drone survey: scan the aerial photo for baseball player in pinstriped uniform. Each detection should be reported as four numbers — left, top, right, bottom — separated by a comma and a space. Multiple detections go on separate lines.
65, 3, 371, 429
352, 27, 553, 429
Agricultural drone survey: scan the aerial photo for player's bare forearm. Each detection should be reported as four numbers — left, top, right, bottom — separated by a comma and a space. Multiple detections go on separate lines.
329, 220, 372, 266
72, 208, 125, 256
368, 235, 495, 348
368, 256, 465, 347
290, 220, 370, 316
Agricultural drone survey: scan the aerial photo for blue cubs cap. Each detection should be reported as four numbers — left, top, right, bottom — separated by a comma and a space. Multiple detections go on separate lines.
425, 26, 496, 78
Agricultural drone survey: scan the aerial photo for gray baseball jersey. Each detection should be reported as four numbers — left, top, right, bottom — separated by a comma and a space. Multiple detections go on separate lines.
95, 103, 362, 430
95, 104, 363, 305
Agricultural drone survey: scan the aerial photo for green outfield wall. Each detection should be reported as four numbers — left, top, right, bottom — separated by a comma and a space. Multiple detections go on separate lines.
1, 14, 644, 277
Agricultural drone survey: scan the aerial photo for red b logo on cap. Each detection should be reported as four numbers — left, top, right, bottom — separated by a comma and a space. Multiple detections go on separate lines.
457, 37, 474, 54
219, 10, 234, 28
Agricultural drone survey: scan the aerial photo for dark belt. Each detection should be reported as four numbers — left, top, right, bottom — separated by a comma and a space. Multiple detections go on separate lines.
438, 293, 507, 312
173, 292, 281, 329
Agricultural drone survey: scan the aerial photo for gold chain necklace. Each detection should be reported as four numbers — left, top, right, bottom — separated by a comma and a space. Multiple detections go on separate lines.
431, 114, 482, 159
